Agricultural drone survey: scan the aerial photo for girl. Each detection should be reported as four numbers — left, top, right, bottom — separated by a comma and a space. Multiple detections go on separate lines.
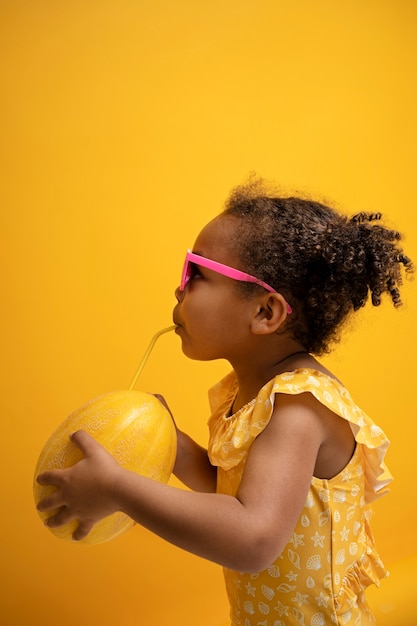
37, 180, 413, 625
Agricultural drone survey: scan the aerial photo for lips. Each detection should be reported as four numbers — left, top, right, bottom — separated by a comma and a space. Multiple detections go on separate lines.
172, 307, 181, 328
172, 316, 184, 335
172, 316, 182, 331
172, 304, 183, 333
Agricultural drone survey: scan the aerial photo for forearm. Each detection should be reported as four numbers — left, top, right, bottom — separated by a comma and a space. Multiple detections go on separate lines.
114, 468, 279, 573
174, 430, 217, 492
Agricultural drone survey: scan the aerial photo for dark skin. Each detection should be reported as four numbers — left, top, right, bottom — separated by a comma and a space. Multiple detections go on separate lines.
37, 215, 355, 571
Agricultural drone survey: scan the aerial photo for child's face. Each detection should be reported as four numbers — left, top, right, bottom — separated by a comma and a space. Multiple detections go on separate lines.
173, 215, 258, 363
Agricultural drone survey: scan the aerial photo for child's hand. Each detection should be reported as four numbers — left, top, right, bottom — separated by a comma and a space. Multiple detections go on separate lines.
36, 430, 123, 541
153, 393, 176, 424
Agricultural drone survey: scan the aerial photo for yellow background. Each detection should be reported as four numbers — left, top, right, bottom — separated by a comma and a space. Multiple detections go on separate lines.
1, 1, 416, 625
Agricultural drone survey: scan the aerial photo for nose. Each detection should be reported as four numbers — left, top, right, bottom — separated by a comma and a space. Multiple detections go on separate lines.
175, 285, 184, 302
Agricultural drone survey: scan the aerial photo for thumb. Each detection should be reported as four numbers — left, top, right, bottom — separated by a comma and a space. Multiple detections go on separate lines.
70, 430, 100, 456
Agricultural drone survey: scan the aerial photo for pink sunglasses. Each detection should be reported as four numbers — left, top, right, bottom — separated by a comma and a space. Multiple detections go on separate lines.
180, 251, 292, 314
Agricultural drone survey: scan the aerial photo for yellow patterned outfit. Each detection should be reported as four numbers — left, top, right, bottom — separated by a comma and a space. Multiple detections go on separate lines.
208, 369, 392, 626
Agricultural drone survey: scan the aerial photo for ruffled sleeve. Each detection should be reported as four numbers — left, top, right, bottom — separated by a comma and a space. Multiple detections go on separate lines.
208, 369, 392, 503
208, 372, 276, 471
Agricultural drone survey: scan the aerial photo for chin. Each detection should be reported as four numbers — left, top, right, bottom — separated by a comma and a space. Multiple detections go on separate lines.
181, 342, 216, 362
175, 328, 219, 361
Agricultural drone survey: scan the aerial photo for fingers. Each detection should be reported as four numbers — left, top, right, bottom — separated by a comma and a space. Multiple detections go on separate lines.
37, 488, 66, 512
37, 495, 95, 541
70, 430, 99, 456
36, 430, 97, 491
42, 508, 94, 542
37, 469, 65, 487
37, 490, 95, 542
44, 506, 74, 528
72, 519, 95, 541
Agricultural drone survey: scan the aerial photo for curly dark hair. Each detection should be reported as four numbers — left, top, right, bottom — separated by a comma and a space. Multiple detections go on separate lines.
223, 180, 414, 355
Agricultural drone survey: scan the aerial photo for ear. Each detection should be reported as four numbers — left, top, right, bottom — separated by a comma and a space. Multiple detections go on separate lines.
250, 293, 289, 335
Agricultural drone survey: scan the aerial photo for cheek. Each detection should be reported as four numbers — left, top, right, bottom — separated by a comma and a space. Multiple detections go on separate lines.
182, 290, 210, 317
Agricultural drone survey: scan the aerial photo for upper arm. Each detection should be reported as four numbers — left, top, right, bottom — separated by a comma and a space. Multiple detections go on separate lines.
235, 392, 328, 560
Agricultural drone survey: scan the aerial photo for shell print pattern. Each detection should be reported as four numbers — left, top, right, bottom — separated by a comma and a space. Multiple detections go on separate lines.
208, 369, 392, 625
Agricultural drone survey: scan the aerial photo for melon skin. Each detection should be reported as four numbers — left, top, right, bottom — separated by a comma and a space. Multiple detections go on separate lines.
33, 390, 177, 544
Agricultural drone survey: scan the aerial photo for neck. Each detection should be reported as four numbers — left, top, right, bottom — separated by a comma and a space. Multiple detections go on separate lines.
230, 342, 310, 413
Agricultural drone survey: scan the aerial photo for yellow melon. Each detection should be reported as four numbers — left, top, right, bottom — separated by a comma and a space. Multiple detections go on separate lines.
33, 390, 177, 544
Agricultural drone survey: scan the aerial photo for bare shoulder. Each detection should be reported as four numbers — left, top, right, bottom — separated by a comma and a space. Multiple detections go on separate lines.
271, 377, 356, 480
